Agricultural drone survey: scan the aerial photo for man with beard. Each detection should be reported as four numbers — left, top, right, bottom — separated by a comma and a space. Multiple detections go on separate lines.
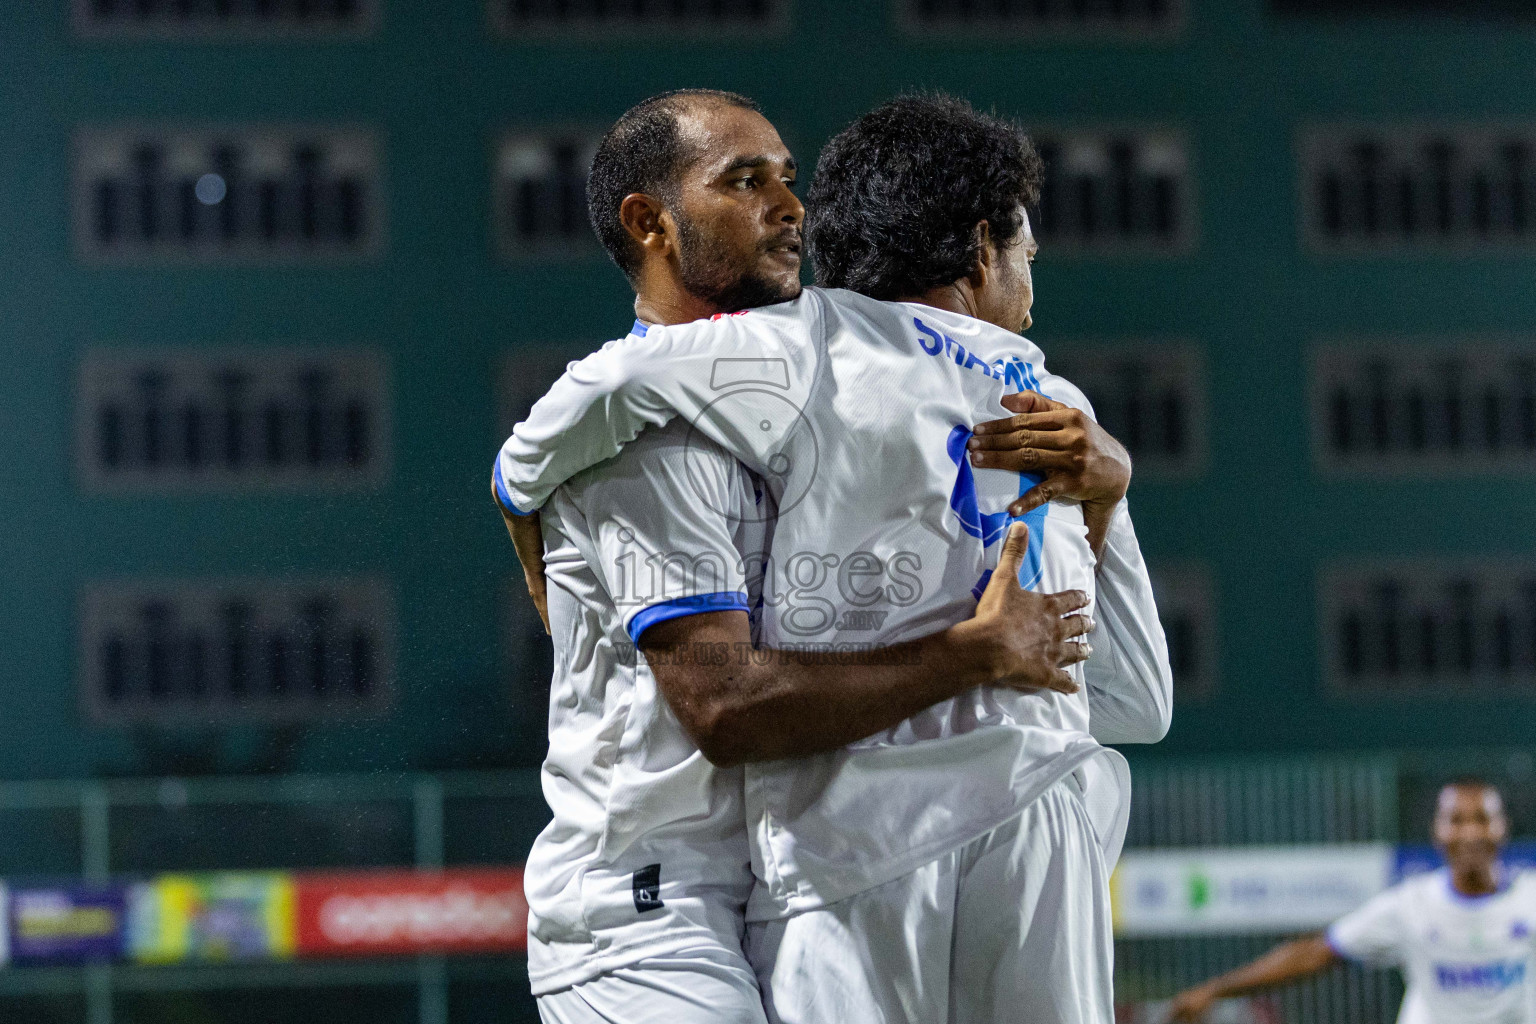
500, 89, 1119, 1024
1170, 781, 1536, 1024
497, 93, 1173, 1022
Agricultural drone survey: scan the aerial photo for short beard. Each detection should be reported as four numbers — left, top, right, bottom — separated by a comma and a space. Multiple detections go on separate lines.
676, 213, 801, 313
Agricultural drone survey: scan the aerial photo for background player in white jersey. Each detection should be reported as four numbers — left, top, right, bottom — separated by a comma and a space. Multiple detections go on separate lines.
501, 90, 1118, 1024
497, 95, 1175, 1023
1169, 780, 1536, 1024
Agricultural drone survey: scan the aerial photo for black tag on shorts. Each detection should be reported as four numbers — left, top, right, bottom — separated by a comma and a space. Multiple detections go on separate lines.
632, 863, 664, 913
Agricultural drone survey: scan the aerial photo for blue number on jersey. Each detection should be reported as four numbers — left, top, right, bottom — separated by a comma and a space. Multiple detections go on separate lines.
946, 425, 1046, 597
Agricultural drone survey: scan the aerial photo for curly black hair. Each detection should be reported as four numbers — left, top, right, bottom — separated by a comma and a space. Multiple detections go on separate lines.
587, 89, 761, 281
806, 94, 1043, 300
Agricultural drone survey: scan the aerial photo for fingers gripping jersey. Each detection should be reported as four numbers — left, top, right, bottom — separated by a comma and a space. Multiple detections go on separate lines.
496, 288, 1172, 917
1328, 869, 1536, 1024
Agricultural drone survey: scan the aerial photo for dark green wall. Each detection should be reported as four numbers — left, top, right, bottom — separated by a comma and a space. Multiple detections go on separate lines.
2, 1, 1534, 780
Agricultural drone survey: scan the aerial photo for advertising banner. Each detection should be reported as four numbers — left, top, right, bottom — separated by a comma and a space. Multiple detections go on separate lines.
1111, 844, 1393, 936
294, 868, 527, 957
5, 882, 128, 965
127, 872, 296, 964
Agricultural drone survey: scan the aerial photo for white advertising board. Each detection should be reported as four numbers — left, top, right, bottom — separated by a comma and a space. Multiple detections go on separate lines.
1112, 844, 1393, 936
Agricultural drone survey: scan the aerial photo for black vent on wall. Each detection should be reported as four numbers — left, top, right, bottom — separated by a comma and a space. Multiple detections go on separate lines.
77, 0, 374, 34
1049, 344, 1204, 476
1303, 128, 1536, 246
1313, 343, 1536, 473
1151, 567, 1216, 698
76, 129, 379, 259
909, 0, 1175, 30
498, 0, 778, 29
1032, 131, 1189, 249
1325, 566, 1536, 690
81, 581, 393, 723
78, 350, 389, 490
497, 135, 601, 254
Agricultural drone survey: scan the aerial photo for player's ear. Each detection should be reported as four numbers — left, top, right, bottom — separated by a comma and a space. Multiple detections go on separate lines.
966, 219, 993, 291
619, 193, 672, 256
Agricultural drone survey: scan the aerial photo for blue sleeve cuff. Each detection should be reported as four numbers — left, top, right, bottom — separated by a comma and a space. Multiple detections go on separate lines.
492, 459, 537, 516
627, 591, 750, 644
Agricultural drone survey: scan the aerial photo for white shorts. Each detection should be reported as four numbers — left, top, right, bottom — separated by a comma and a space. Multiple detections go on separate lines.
536, 945, 769, 1024
744, 777, 1114, 1024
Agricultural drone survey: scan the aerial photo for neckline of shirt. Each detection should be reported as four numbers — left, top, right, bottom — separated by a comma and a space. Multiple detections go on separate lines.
1441, 865, 1511, 905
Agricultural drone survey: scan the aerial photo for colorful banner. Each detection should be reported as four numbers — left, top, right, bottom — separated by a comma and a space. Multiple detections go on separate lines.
6, 883, 128, 965
1111, 844, 1394, 936
294, 868, 527, 957
127, 873, 296, 964
9, 848, 1536, 967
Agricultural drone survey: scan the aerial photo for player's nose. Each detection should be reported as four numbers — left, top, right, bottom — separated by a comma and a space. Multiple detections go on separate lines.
772, 182, 804, 225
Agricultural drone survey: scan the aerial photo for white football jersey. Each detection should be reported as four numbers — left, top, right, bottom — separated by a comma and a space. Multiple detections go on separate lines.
520, 416, 768, 995
1329, 869, 1536, 1024
498, 288, 1172, 918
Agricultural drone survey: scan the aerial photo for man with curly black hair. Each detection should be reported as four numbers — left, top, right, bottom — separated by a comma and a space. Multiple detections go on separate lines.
497, 92, 1173, 1023
806, 93, 1045, 312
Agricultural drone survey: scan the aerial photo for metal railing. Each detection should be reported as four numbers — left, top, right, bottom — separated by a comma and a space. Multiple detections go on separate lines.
1124, 753, 1399, 848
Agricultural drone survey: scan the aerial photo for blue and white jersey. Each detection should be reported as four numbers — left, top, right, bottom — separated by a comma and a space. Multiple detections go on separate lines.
1329, 868, 1536, 1024
522, 417, 768, 995
497, 287, 1172, 919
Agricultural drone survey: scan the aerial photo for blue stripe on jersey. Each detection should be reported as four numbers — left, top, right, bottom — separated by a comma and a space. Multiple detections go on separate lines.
492, 459, 535, 516
631, 319, 648, 337
627, 591, 750, 644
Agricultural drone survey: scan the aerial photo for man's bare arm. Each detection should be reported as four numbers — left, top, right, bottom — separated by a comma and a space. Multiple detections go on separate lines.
640, 523, 1092, 768
967, 390, 1133, 557
494, 481, 550, 635
1167, 936, 1338, 1022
